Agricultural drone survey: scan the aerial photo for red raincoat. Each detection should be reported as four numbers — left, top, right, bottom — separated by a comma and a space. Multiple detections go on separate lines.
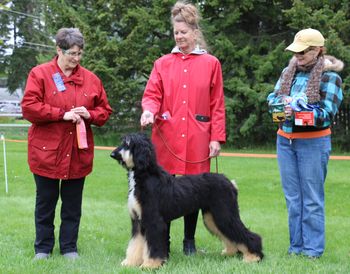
142, 52, 226, 175
21, 57, 112, 179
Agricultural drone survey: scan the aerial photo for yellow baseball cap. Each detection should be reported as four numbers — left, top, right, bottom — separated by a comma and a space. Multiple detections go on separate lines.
285, 28, 325, 52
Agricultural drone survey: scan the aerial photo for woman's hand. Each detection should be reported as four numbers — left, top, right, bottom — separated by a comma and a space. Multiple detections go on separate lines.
284, 105, 293, 119
283, 96, 293, 119
71, 106, 91, 119
63, 111, 82, 123
209, 141, 221, 157
140, 110, 154, 126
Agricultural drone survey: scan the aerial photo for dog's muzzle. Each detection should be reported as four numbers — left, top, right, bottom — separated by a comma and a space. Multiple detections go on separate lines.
110, 149, 121, 161
110, 151, 117, 159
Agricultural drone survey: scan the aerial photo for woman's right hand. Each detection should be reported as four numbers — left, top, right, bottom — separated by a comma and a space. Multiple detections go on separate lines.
283, 96, 293, 119
284, 105, 293, 119
140, 110, 154, 126
63, 111, 82, 123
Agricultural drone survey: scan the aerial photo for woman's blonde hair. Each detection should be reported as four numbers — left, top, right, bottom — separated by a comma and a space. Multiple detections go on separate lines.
171, 1, 207, 50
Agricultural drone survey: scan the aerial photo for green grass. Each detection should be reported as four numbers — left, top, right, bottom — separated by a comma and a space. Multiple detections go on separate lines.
0, 141, 349, 273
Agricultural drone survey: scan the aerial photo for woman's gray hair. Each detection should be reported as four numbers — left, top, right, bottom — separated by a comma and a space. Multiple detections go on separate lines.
55, 28, 84, 50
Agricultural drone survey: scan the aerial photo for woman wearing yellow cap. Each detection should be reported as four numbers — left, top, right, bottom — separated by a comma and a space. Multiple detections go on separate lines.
267, 28, 344, 258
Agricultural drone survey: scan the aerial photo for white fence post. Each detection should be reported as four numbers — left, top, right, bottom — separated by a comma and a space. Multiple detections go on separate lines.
0, 134, 8, 194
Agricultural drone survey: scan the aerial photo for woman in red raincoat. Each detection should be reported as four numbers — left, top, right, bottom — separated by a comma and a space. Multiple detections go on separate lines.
140, 1, 226, 256
21, 28, 112, 260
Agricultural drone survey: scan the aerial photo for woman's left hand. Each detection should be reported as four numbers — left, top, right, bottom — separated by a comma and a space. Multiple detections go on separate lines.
71, 106, 91, 119
209, 141, 221, 157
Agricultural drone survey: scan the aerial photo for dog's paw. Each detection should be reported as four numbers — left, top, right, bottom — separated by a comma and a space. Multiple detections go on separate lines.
243, 253, 262, 263
121, 258, 142, 267
121, 259, 131, 266
221, 246, 238, 256
140, 258, 164, 269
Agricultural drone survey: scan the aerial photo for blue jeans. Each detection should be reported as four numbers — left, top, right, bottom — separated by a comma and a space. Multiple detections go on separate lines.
277, 134, 331, 257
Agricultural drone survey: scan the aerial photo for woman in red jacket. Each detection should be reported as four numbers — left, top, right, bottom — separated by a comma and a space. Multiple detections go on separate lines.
21, 28, 112, 260
140, 1, 226, 256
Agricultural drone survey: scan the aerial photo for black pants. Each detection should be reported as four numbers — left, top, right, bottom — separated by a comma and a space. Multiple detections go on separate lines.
34, 174, 85, 254
166, 210, 199, 253
167, 175, 199, 252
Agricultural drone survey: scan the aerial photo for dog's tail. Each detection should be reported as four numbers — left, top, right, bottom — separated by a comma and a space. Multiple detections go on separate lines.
223, 216, 264, 261
205, 177, 263, 261
230, 179, 238, 192
242, 228, 264, 260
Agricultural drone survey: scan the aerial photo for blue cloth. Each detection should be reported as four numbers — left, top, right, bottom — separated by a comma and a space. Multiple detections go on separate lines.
277, 135, 331, 257
267, 70, 343, 133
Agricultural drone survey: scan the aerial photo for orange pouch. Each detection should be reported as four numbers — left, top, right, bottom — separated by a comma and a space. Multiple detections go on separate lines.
76, 120, 88, 149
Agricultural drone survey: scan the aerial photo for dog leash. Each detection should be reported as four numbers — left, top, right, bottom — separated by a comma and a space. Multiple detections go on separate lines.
141, 123, 219, 173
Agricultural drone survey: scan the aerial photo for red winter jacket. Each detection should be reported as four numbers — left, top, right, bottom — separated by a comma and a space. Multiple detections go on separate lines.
21, 57, 112, 179
142, 52, 226, 175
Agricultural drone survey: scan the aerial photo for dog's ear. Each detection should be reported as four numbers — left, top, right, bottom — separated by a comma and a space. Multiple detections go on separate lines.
131, 133, 157, 171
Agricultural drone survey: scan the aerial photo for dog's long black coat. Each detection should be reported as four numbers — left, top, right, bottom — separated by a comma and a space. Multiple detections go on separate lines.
111, 133, 263, 268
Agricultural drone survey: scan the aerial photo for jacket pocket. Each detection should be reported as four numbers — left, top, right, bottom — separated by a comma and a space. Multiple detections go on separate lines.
29, 138, 60, 171
195, 114, 210, 122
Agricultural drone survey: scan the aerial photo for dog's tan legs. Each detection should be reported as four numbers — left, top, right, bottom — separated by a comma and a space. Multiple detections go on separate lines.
121, 233, 145, 267
221, 241, 239, 256
203, 213, 238, 256
237, 244, 261, 263
140, 258, 163, 269
203, 213, 261, 262
140, 241, 164, 269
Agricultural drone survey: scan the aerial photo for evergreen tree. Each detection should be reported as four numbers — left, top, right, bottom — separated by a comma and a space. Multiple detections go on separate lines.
0, 1, 12, 77
1, 0, 348, 148
1, 0, 55, 93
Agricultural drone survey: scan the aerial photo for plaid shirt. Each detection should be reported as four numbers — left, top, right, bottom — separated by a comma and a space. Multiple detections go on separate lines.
267, 70, 343, 133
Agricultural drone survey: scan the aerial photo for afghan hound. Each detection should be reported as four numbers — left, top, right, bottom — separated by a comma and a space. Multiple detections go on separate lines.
110, 133, 263, 269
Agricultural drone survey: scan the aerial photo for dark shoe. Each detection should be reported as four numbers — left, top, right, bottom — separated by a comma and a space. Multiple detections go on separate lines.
302, 253, 320, 260
306, 255, 320, 260
63, 252, 79, 260
34, 253, 50, 260
183, 239, 196, 256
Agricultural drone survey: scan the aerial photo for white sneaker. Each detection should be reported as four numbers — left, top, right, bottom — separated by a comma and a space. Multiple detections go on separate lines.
63, 252, 79, 260
34, 253, 50, 260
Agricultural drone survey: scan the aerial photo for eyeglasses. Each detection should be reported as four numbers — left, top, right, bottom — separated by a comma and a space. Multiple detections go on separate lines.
62, 49, 83, 57
294, 47, 315, 55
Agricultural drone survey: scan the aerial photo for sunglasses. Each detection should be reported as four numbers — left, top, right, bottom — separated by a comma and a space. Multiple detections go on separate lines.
294, 47, 315, 55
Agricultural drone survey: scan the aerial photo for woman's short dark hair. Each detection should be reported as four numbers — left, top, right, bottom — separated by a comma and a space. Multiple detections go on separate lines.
55, 28, 84, 50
